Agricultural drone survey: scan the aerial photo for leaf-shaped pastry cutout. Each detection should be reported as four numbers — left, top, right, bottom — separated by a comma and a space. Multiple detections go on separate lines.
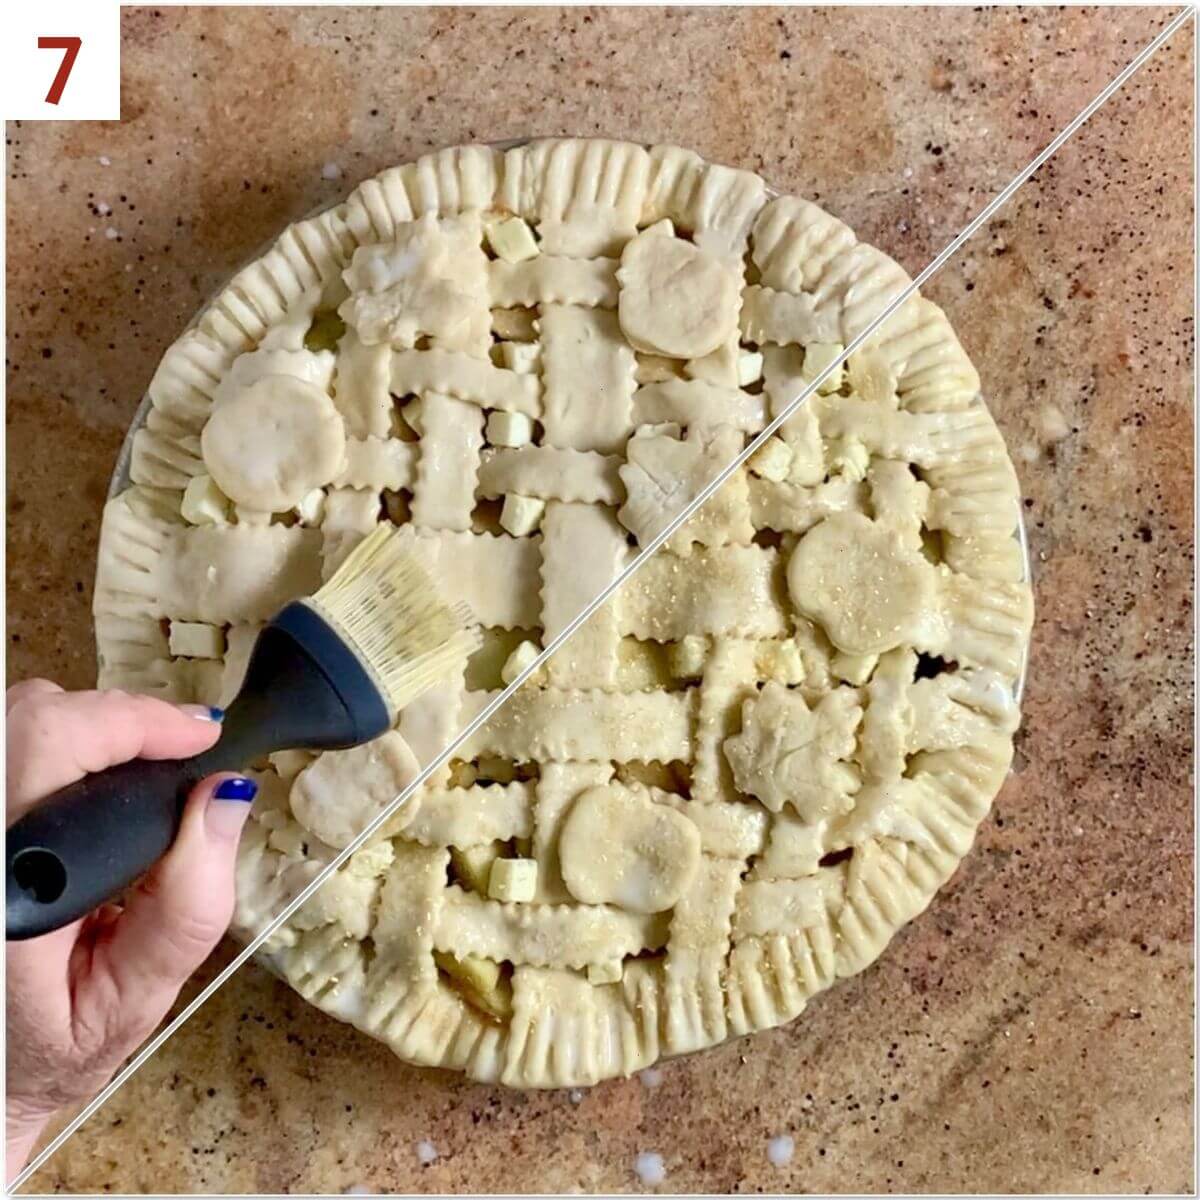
292, 869, 381, 940
723, 681, 862, 821
787, 511, 936, 655
617, 423, 750, 554
858, 648, 917, 784
834, 779, 937, 852
201, 375, 346, 511
908, 666, 1021, 751
616, 227, 740, 359
558, 785, 701, 914
339, 212, 489, 351
867, 459, 929, 547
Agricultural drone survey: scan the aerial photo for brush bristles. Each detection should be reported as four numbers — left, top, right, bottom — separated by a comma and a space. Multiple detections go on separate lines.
303, 525, 481, 716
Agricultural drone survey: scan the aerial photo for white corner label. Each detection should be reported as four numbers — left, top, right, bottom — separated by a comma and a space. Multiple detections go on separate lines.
3, 1, 120, 120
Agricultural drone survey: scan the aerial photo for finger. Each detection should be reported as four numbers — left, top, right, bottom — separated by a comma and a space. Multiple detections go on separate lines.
6, 690, 223, 809
67, 903, 123, 985
83, 773, 255, 1017
6, 677, 62, 712
84, 902, 125, 935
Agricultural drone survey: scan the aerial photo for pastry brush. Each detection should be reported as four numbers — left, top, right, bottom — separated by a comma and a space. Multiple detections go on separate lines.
6, 525, 479, 941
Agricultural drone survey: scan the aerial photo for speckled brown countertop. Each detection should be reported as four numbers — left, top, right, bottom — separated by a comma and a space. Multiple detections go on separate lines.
6, 6, 1194, 1194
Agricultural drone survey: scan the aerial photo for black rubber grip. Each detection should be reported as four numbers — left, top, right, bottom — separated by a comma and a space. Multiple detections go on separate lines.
5, 604, 392, 941
7, 757, 209, 939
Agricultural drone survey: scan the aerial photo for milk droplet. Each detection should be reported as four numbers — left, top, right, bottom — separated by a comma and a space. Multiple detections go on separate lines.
1039, 403, 1071, 444
634, 1151, 665, 1186
767, 1134, 795, 1166
415, 1140, 438, 1165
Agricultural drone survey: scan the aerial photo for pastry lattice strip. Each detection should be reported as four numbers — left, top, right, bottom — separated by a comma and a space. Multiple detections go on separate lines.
89, 136, 1035, 1090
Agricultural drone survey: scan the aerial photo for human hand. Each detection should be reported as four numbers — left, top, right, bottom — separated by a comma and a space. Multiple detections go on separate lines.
5, 681, 257, 1182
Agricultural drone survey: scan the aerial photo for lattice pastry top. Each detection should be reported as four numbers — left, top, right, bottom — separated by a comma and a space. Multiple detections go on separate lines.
93, 138, 1033, 1087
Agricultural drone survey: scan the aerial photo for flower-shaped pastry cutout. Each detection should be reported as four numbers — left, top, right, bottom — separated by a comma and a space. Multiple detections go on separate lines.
787, 510, 937, 656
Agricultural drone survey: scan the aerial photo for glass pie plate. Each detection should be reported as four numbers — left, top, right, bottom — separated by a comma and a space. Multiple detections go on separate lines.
102, 139, 1032, 988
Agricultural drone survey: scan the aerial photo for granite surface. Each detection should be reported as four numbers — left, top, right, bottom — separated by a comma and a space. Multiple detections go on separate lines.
6, 6, 1194, 1194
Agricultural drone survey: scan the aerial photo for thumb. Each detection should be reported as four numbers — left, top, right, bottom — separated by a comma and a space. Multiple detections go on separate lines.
93, 773, 256, 1001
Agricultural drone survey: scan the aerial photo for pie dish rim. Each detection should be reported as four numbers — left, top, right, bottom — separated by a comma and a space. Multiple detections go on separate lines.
95, 135, 1035, 1084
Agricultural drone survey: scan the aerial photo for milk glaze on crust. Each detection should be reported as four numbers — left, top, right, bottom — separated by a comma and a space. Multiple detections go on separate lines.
94, 139, 1032, 1086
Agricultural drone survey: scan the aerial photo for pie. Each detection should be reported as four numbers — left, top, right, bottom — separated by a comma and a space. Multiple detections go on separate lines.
93, 138, 1033, 1087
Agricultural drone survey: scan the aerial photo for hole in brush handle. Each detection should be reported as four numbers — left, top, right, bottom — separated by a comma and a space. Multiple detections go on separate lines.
5, 757, 191, 940
12, 848, 68, 905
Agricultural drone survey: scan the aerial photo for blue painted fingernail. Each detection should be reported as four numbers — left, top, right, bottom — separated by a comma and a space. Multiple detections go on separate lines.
181, 704, 225, 721
214, 776, 257, 802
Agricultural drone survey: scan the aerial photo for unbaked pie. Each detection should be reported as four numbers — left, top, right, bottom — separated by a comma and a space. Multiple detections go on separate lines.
93, 138, 1033, 1087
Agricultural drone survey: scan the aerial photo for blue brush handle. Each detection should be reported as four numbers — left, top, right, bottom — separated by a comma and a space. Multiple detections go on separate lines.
5, 604, 391, 941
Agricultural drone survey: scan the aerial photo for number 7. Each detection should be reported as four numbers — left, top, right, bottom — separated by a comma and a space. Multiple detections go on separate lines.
38, 36, 82, 106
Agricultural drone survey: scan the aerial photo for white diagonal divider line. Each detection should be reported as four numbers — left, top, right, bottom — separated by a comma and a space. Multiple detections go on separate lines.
12, 6, 1192, 1189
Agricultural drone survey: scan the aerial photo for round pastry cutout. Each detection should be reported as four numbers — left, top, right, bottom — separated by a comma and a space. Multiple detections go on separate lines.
558, 785, 701, 913
617, 226, 741, 359
201, 374, 346, 511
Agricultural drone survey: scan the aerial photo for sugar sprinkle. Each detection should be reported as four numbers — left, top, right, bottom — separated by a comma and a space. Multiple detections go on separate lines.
415, 1139, 438, 1165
